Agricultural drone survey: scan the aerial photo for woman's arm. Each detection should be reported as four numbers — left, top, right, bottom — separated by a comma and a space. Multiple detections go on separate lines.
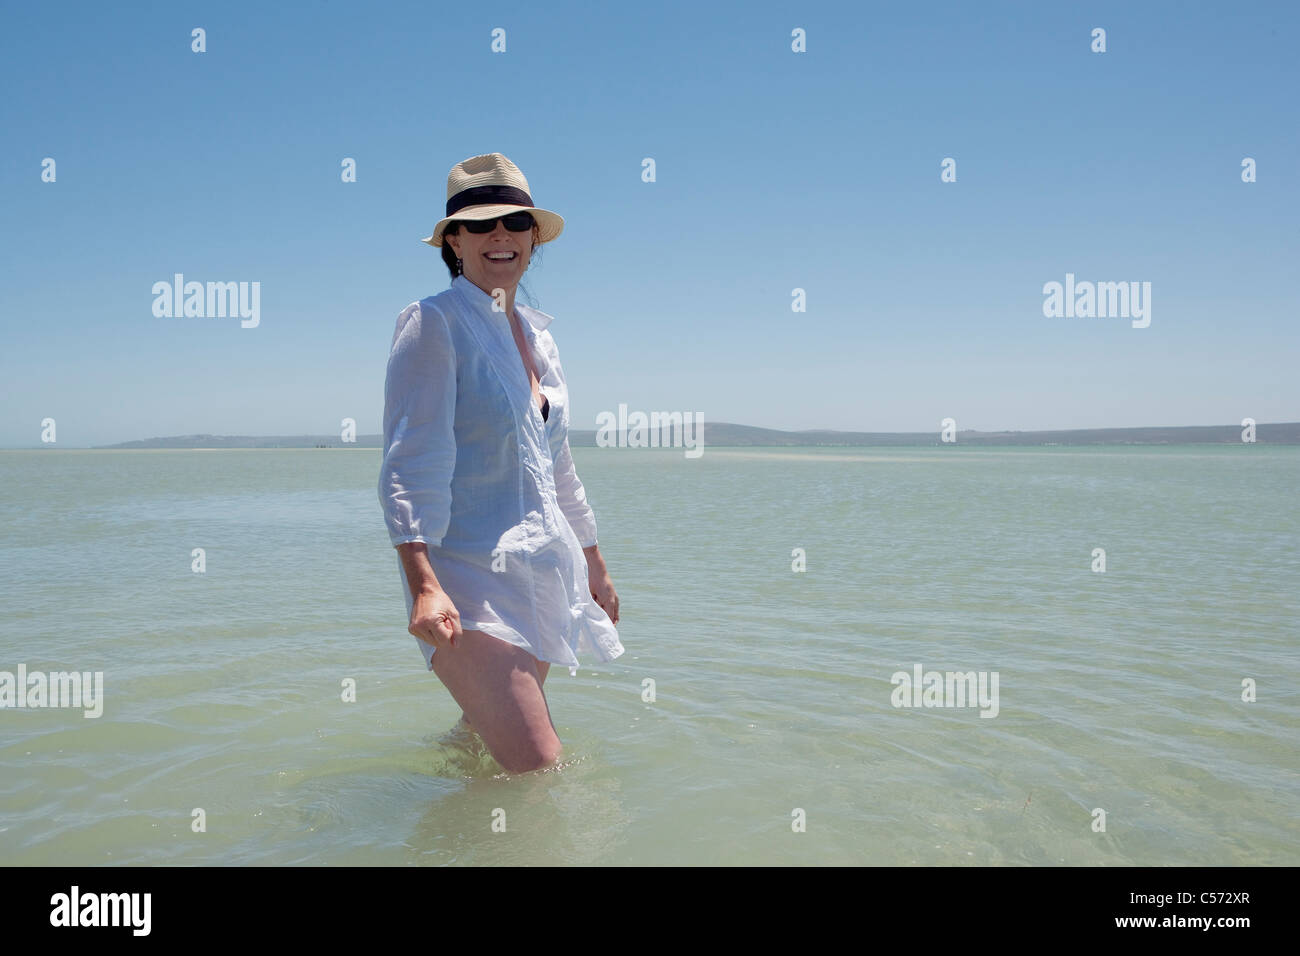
398, 541, 463, 646
582, 542, 619, 626
379, 301, 463, 647
555, 437, 619, 622
552, 434, 599, 547
541, 331, 619, 625
378, 301, 458, 549
397, 540, 444, 596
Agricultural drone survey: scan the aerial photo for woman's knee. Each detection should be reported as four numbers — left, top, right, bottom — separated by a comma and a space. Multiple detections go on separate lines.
497, 737, 563, 774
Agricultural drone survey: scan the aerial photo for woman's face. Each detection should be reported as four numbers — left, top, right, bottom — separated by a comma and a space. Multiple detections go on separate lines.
446, 216, 538, 294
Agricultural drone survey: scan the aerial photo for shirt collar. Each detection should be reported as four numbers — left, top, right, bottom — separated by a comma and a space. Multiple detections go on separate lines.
452, 274, 553, 332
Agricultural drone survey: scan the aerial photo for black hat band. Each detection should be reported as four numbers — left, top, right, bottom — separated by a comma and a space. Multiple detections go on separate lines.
446, 184, 534, 217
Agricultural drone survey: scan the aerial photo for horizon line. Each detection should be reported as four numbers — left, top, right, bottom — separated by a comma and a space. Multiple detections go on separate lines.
2, 419, 1297, 450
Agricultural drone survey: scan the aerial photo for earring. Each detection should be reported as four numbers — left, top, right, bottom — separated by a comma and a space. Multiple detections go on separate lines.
455, 257, 462, 272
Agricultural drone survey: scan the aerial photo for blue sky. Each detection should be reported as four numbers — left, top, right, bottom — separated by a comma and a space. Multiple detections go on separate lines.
1, 0, 1296, 447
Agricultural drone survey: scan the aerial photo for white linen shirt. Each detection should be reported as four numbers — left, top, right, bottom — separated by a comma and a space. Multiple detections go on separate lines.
379, 273, 624, 676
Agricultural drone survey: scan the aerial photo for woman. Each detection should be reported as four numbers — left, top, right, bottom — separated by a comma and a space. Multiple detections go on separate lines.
378, 153, 624, 774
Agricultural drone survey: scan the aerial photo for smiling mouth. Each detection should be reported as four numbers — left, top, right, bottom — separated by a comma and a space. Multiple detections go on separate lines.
484, 252, 517, 262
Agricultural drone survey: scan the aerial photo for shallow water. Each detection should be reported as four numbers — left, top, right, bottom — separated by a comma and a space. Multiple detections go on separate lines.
1, 445, 1296, 864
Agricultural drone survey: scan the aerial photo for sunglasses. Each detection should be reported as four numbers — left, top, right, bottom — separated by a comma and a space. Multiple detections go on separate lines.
456, 212, 536, 234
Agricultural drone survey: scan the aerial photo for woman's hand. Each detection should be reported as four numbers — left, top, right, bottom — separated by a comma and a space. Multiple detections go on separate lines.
409, 587, 463, 649
583, 545, 620, 625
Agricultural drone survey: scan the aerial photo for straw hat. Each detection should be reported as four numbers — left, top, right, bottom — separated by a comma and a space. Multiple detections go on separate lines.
421, 152, 565, 247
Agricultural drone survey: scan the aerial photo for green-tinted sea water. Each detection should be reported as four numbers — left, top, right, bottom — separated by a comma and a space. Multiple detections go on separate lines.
1, 445, 1296, 865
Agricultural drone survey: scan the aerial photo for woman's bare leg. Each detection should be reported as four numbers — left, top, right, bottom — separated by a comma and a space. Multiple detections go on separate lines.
460, 661, 549, 729
433, 630, 561, 774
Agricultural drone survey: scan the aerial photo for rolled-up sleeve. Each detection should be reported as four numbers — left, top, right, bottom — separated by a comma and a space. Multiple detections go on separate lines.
552, 435, 598, 547
378, 301, 457, 548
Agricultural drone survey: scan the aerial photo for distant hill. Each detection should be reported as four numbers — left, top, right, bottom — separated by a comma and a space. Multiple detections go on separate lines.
91, 421, 1300, 449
